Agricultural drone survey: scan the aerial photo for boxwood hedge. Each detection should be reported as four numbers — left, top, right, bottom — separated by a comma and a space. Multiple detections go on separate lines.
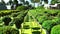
42, 20, 54, 31
51, 25, 60, 34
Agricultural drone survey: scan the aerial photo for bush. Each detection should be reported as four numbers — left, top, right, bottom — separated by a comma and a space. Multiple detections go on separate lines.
42, 20, 54, 31
0, 10, 19, 17
3, 26, 19, 34
36, 6, 45, 9
24, 14, 29, 22
2, 16, 11, 26
13, 17, 23, 29
16, 6, 29, 11
52, 17, 60, 25
51, 25, 60, 34
36, 16, 47, 24
0, 27, 3, 34
11, 13, 19, 17
51, 0, 58, 4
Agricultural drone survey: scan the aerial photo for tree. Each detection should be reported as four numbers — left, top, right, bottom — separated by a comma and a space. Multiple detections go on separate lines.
8, 0, 13, 5
13, 11, 28, 29
31, 0, 40, 3
13, 0, 18, 9
20, 0, 25, 4
44, 0, 48, 3
25, 1, 29, 6
31, 0, 40, 7
14, 0, 18, 4
1, 0, 5, 5
51, 0, 58, 4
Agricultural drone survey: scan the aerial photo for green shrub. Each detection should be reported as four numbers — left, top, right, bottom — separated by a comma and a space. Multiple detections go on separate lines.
16, 6, 29, 11
0, 10, 19, 17
36, 16, 47, 24
42, 20, 54, 31
0, 27, 3, 34
3, 26, 19, 34
2, 16, 11, 26
24, 14, 29, 22
52, 17, 60, 25
51, 25, 60, 34
13, 17, 22, 29
11, 13, 19, 17
37, 6, 45, 9
51, 0, 58, 4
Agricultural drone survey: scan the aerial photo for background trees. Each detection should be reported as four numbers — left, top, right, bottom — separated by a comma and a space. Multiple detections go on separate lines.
1, 0, 5, 5
8, 0, 13, 5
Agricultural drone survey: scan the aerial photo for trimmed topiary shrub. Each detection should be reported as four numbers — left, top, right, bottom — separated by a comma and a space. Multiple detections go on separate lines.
3, 26, 19, 34
16, 6, 29, 11
36, 15, 47, 24
52, 17, 60, 25
2, 16, 11, 26
13, 11, 28, 29
11, 13, 19, 17
13, 17, 22, 29
0, 10, 20, 17
51, 25, 60, 34
42, 20, 54, 31
51, 0, 58, 4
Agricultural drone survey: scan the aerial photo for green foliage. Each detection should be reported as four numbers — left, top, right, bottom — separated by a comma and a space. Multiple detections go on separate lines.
31, 0, 40, 3
24, 14, 29, 22
13, 0, 18, 4
1, 0, 5, 5
51, 0, 58, 4
0, 6, 60, 34
2, 16, 11, 26
44, 0, 48, 3
51, 25, 60, 34
0, 10, 20, 16
37, 6, 45, 9
3, 26, 19, 34
11, 13, 19, 17
13, 17, 22, 29
8, 0, 13, 5
36, 15, 47, 24
25, 1, 29, 5
16, 6, 29, 11
42, 20, 54, 31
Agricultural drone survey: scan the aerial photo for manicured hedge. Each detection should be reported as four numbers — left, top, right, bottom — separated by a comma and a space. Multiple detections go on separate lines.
0, 10, 20, 16
52, 17, 60, 25
16, 6, 29, 11
51, 25, 60, 34
2, 16, 12, 26
42, 20, 54, 31
3, 26, 19, 34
